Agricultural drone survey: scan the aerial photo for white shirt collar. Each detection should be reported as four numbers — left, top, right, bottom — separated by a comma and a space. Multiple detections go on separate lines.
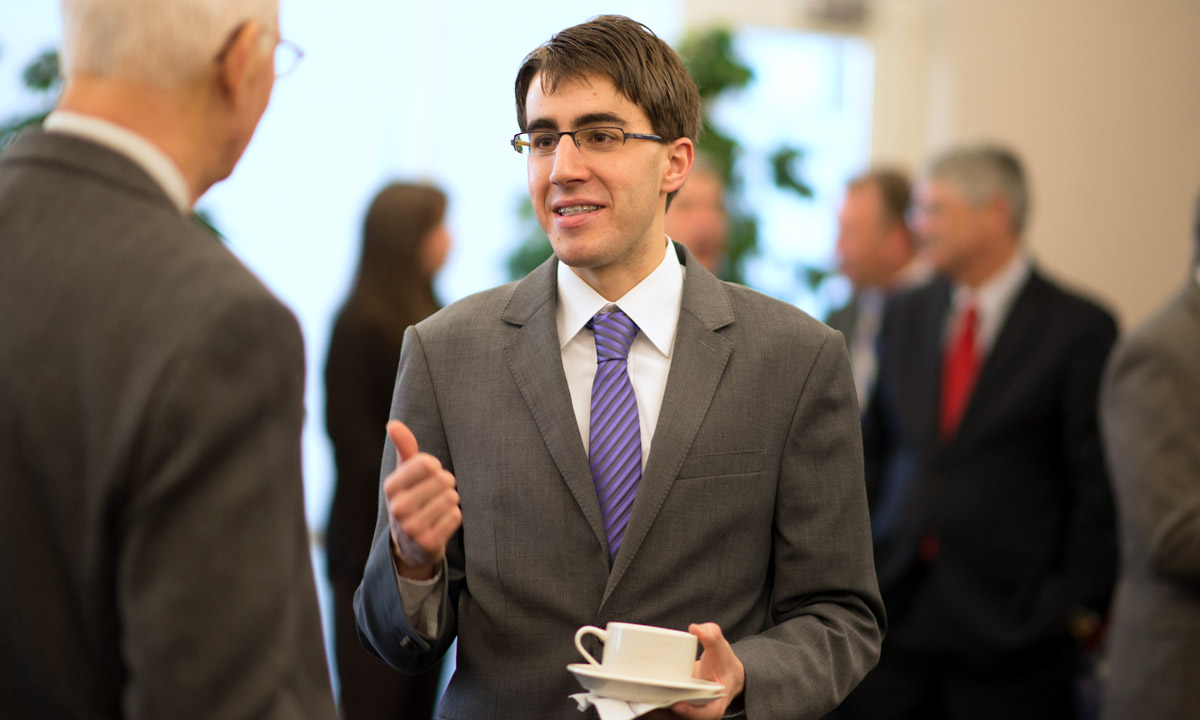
951, 250, 1031, 316
949, 250, 1031, 351
44, 110, 192, 214
556, 239, 683, 358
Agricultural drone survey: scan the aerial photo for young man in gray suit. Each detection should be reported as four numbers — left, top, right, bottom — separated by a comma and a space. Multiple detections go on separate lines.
0, 1, 336, 718
1099, 192, 1200, 720
354, 15, 884, 720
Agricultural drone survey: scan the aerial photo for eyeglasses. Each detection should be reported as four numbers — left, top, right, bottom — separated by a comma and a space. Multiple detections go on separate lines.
511, 127, 664, 156
214, 22, 304, 79
274, 38, 304, 78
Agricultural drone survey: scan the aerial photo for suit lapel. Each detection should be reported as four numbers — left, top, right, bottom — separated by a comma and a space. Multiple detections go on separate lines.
501, 258, 609, 551
955, 271, 1044, 441
603, 246, 735, 604
905, 280, 951, 452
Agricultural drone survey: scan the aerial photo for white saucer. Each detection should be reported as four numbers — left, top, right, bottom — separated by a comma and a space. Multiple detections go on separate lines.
567, 663, 726, 705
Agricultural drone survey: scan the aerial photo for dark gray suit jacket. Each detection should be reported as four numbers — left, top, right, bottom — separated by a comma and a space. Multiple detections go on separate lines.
1100, 279, 1200, 720
0, 131, 336, 719
863, 271, 1118, 664
356, 244, 885, 719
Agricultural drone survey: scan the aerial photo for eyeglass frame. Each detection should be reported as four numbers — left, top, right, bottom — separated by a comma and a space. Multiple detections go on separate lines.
510, 126, 665, 156
274, 39, 304, 78
214, 21, 305, 79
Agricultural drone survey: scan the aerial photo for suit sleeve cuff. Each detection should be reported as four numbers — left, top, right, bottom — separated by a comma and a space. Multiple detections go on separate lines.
393, 560, 445, 641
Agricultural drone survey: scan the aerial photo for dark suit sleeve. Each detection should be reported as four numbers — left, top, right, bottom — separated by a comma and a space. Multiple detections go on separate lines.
1058, 311, 1120, 616
121, 293, 335, 720
735, 331, 886, 719
1102, 325, 1200, 583
355, 325, 460, 674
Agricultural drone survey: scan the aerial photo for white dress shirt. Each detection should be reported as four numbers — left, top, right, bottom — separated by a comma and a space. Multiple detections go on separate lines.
557, 239, 683, 467
397, 240, 686, 638
43, 111, 192, 214
946, 250, 1032, 356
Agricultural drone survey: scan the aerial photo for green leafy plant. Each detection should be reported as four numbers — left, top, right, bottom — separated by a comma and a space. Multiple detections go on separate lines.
0, 48, 60, 151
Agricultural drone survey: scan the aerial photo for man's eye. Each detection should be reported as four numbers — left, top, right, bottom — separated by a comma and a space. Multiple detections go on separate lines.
583, 129, 620, 146
531, 133, 558, 149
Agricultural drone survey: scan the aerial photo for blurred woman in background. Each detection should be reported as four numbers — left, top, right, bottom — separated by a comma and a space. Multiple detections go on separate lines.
325, 182, 450, 720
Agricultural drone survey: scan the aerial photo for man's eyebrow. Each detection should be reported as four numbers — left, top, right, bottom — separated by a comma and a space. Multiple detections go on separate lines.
575, 112, 626, 128
526, 117, 558, 133
525, 112, 629, 134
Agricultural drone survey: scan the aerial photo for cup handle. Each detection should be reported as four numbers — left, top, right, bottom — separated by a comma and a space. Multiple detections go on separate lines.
574, 625, 606, 666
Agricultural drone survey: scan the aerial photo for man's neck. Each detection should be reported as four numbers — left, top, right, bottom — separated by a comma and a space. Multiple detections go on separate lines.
955, 238, 1020, 289
569, 238, 671, 302
57, 76, 210, 204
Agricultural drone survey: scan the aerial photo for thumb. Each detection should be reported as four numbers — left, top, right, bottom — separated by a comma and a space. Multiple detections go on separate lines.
690, 622, 717, 643
387, 420, 419, 464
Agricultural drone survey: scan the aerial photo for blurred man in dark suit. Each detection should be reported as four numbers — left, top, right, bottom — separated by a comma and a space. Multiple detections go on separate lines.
0, 1, 335, 718
827, 168, 930, 412
835, 143, 1119, 720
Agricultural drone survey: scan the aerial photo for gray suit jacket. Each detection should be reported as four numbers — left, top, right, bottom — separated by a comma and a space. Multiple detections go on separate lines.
1100, 279, 1200, 720
0, 131, 336, 719
355, 244, 885, 720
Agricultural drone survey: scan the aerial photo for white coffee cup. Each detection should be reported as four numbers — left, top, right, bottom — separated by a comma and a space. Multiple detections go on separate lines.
574, 622, 698, 683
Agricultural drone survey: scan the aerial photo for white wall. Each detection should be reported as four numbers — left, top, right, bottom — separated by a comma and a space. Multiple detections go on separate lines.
686, 0, 1200, 328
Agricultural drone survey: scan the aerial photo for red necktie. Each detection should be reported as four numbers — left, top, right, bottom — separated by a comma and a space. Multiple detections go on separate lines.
940, 304, 980, 439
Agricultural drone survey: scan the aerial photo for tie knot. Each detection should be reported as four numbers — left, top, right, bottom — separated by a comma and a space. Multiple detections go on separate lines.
588, 308, 638, 360
958, 303, 979, 334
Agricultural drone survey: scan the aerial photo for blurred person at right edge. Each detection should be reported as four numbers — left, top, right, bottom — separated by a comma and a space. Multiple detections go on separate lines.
664, 153, 729, 276
831, 143, 1119, 720
1098, 189, 1200, 720
826, 168, 932, 414
325, 183, 451, 720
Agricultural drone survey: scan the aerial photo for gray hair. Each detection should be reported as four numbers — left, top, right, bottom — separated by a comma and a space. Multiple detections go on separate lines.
926, 143, 1029, 236
60, 0, 279, 90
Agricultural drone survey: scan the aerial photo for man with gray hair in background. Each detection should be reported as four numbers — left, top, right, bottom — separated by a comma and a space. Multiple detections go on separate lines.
833, 143, 1119, 719
0, 1, 336, 718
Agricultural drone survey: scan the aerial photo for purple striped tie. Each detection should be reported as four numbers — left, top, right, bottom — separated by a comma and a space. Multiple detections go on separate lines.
587, 308, 641, 562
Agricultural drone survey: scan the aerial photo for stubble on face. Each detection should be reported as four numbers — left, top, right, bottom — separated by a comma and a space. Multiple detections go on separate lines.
523, 72, 684, 299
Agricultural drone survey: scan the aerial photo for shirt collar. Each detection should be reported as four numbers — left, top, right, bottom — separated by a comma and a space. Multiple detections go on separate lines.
44, 110, 192, 214
951, 250, 1031, 320
556, 239, 684, 357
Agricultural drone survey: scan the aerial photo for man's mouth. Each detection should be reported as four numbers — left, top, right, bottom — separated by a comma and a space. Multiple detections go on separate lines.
556, 205, 602, 216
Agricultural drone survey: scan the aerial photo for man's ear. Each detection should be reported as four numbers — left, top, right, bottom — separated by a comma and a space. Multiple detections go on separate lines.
215, 20, 268, 105
662, 137, 695, 195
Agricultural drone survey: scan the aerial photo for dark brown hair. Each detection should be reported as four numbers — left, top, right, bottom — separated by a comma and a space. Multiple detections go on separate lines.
514, 15, 701, 146
345, 182, 447, 343
848, 167, 912, 230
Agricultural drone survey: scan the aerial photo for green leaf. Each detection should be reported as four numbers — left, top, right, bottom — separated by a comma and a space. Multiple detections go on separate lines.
678, 27, 754, 101
22, 49, 61, 93
770, 146, 815, 199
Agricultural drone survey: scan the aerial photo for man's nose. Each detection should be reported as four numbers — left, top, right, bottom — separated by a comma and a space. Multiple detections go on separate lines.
549, 136, 589, 184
